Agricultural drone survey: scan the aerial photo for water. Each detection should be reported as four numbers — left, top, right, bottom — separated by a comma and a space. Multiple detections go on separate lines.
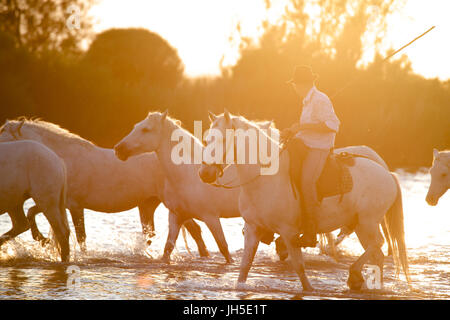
0, 169, 448, 300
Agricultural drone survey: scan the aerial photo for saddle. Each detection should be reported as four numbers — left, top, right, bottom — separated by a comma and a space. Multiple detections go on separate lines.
286, 138, 354, 203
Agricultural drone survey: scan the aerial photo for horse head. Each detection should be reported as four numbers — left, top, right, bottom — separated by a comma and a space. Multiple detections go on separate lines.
114, 110, 168, 161
426, 149, 449, 206
199, 109, 237, 184
199, 109, 280, 184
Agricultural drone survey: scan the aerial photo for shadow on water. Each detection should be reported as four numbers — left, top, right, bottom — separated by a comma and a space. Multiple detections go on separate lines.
42, 266, 70, 290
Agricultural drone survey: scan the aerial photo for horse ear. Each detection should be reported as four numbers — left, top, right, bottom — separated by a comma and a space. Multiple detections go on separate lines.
224, 109, 231, 123
208, 111, 217, 123
161, 110, 168, 122
433, 148, 440, 159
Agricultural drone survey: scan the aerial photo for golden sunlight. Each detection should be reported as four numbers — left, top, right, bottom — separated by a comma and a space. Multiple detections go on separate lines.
90, 0, 450, 80
0, 0, 449, 302
90, 0, 287, 77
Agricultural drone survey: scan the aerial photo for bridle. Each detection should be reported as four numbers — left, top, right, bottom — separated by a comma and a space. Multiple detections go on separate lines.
204, 121, 288, 189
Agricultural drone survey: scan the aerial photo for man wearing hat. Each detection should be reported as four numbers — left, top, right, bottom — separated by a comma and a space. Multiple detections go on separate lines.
282, 65, 340, 247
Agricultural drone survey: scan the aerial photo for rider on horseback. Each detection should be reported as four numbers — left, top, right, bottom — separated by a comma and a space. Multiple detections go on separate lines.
282, 65, 340, 248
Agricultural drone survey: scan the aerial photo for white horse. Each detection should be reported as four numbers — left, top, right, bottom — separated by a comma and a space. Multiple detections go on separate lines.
200, 111, 409, 291
0, 119, 207, 255
114, 111, 240, 263
426, 149, 449, 206
114, 111, 395, 264
0, 140, 70, 262
199, 113, 393, 258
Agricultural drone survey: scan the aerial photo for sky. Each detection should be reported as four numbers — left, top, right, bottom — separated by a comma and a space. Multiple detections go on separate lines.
89, 0, 450, 80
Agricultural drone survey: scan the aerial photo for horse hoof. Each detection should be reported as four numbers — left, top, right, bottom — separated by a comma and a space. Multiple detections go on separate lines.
161, 255, 171, 264
79, 243, 87, 253
302, 285, 314, 293
225, 256, 234, 264
39, 238, 51, 246
278, 251, 288, 261
0, 235, 9, 246
347, 269, 365, 291
61, 254, 70, 263
199, 250, 210, 258
235, 281, 250, 290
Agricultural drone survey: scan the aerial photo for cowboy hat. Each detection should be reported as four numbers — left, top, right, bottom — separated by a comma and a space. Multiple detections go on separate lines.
287, 65, 318, 84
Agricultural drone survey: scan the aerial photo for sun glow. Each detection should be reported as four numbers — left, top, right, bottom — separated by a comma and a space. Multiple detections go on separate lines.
89, 0, 288, 78
89, 0, 450, 80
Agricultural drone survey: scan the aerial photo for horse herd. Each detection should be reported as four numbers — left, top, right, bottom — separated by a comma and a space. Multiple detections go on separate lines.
0, 111, 448, 292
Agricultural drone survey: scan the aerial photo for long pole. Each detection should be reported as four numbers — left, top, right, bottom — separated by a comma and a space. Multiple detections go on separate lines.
331, 26, 435, 99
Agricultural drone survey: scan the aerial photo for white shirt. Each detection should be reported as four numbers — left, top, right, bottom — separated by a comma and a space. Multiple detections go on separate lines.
295, 86, 340, 150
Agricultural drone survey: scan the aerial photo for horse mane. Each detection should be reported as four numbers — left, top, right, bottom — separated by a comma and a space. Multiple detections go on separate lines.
213, 112, 281, 149
216, 112, 277, 130
6, 118, 96, 149
249, 118, 277, 130
148, 111, 204, 146
148, 111, 182, 127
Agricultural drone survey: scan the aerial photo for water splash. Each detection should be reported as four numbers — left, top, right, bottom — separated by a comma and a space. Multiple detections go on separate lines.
0, 170, 449, 299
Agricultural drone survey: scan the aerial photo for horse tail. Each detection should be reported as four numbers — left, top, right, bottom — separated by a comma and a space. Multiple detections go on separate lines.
49, 163, 70, 261
59, 165, 69, 232
181, 225, 192, 256
385, 172, 410, 283
380, 219, 393, 256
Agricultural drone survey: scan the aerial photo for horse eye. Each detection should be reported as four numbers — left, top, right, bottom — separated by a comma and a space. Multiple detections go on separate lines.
142, 127, 150, 133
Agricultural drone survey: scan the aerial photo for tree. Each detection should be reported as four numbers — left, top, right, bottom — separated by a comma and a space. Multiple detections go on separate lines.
83, 28, 184, 89
223, 0, 448, 167
0, 0, 93, 54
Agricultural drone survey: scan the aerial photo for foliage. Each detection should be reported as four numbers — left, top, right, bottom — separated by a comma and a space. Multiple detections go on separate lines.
0, 0, 448, 168
0, 0, 93, 54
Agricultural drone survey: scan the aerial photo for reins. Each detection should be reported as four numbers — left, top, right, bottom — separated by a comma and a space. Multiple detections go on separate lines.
208, 140, 290, 189
208, 138, 379, 189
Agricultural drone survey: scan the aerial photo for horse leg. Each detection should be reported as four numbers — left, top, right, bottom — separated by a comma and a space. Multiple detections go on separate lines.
138, 197, 160, 245
237, 223, 260, 283
324, 232, 338, 260
203, 216, 233, 263
43, 206, 70, 262
27, 205, 50, 245
183, 219, 209, 257
282, 233, 314, 292
348, 222, 384, 290
161, 211, 184, 263
69, 208, 86, 252
0, 206, 30, 246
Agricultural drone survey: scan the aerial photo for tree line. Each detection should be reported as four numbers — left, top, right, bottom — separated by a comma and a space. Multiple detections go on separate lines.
0, 0, 448, 168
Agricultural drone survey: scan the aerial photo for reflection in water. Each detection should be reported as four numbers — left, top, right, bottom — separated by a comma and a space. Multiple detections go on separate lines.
0, 170, 448, 299
42, 266, 70, 290
5, 269, 28, 295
